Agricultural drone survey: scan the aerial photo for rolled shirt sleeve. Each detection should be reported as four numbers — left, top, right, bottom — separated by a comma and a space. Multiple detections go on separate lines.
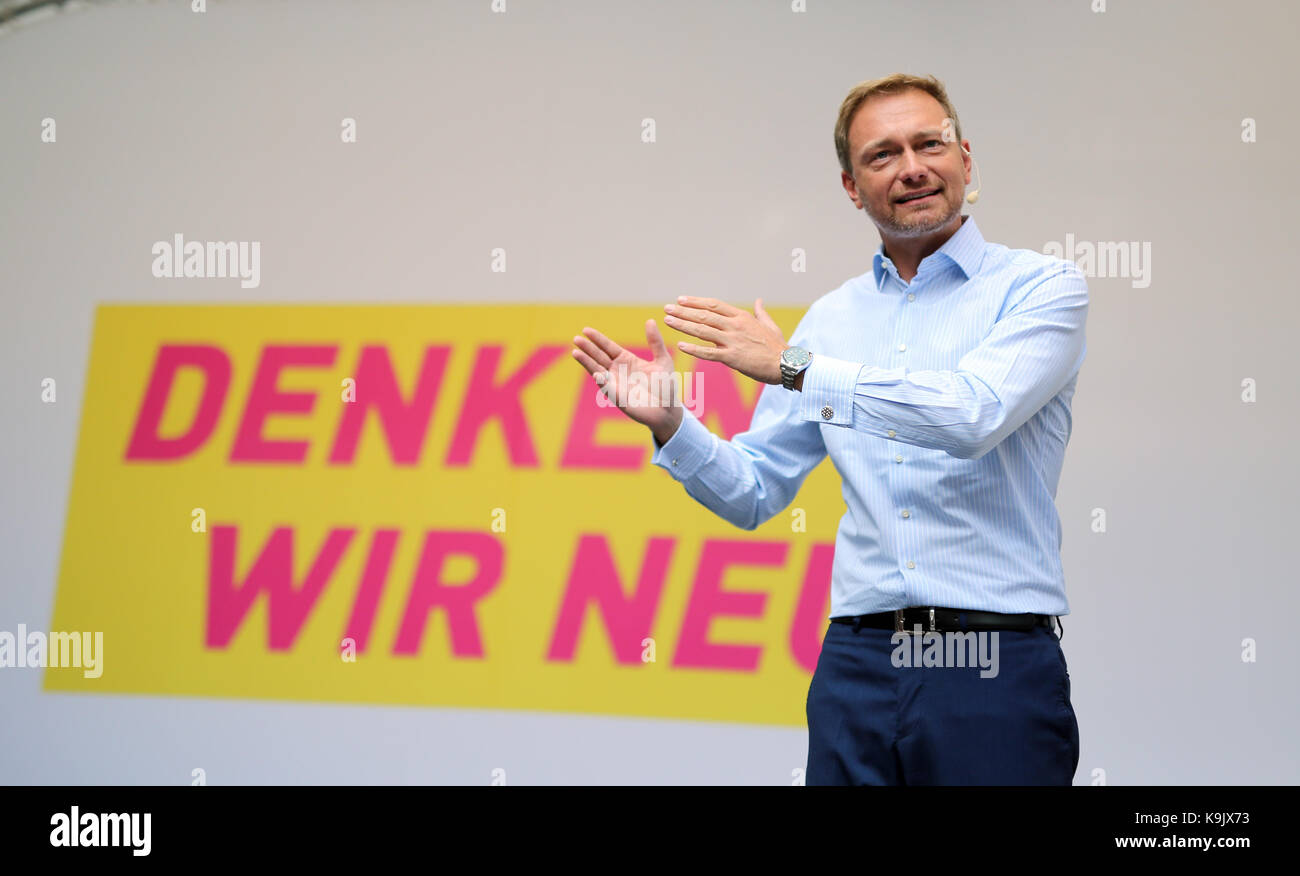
649, 405, 716, 481
798, 354, 864, 427
795, 260, 1089, 460
649, 313, 830, 530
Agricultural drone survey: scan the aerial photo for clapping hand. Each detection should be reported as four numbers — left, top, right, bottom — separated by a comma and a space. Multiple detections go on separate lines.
662, 296, 788, 384
571, 320, 682, 443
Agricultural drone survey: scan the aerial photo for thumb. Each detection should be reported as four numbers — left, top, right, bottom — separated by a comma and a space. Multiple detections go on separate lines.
645, 318, 671, 363
754, 298, 783, 336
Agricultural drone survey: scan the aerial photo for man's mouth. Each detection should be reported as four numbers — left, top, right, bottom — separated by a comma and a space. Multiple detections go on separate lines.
896, 188, 940, 204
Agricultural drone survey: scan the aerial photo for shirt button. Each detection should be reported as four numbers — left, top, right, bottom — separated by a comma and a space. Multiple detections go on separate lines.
901, 510, 910, 518
821, 406, 834, 420
672, 459, 678, 466
895, 454, 903, 463
906, 561, 916, 569
907, 293, 915, 302
886, 429, 896, 438
897, 343, 907, 352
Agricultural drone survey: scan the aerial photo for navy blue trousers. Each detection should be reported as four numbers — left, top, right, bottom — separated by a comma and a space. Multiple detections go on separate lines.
805, 620, 1079, 785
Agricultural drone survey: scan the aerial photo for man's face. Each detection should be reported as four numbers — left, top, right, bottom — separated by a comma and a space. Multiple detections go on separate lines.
841, 89, 971, 239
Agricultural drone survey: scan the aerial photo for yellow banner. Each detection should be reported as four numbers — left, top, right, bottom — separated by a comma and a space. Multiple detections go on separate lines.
49, 305, 840, 725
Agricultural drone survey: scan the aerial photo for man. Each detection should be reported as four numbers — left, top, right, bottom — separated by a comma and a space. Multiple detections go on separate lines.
570, 73, 1085, 785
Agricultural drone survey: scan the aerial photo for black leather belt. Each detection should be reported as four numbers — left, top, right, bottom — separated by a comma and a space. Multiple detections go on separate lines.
831, 607, 1055, 633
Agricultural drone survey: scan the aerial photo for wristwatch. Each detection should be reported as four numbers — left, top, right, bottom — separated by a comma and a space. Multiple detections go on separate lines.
779, 346, 813, 390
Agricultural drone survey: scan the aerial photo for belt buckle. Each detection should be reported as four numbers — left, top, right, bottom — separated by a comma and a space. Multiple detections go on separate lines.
895, 607, 937, 633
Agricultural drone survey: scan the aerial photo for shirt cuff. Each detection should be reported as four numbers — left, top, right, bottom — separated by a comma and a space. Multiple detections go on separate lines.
650, 406, 716, 480
798, 354, 863, 427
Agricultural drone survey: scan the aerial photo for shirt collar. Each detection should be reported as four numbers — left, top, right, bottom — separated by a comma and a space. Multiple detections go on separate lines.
871, 214, 985, 291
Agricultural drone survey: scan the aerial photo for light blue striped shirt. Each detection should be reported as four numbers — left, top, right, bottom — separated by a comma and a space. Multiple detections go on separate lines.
651, 215, 1088, 618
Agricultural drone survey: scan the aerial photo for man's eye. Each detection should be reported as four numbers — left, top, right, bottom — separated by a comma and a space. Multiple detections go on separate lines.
873, 151, 890, 160
925, 140, 943, 148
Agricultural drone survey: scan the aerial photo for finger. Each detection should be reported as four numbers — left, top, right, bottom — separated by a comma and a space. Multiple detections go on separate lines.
665, 303, 725, 329
677, 295, 740, 318
676, 340, 723, 361
754, 298, 780, 331
581, 326, 626, 362
574, 333, 613, 369
664, 313, 725, 345
571, 347, 609, 379
645, 319, 671, 362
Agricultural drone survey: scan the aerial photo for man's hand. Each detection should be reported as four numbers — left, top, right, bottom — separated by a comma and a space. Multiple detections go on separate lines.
663, 296, 787, 384
571, 320, 683, 445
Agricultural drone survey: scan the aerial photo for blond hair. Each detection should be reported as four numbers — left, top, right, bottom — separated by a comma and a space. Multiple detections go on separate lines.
834, 73, 964, 177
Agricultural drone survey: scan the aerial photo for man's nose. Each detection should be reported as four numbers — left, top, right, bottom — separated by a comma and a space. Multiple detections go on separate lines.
898, 149, 928, 182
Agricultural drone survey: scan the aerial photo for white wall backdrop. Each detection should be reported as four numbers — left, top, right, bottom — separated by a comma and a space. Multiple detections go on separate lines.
1, 0, 1297, 784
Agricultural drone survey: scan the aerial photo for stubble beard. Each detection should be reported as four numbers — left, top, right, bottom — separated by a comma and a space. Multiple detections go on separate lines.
866, 191, 962, 239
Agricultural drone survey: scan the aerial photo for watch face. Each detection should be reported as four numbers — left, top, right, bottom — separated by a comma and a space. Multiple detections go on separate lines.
782, 347, 812, 367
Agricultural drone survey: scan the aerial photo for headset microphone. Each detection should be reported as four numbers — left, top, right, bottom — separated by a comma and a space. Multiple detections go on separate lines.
962, 145, 982, 204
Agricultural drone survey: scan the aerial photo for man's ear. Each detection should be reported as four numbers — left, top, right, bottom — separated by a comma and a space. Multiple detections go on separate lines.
841, 170, 864, 209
